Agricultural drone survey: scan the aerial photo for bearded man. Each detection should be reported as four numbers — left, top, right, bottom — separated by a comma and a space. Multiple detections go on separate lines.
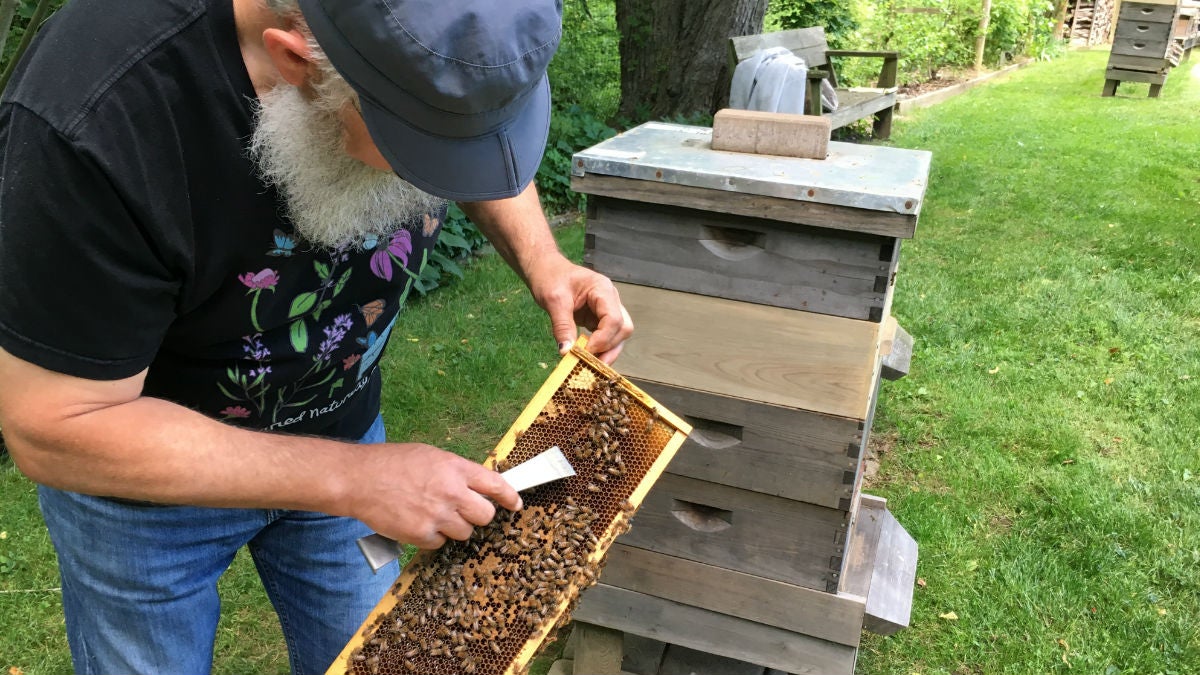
0, 0, 631, 673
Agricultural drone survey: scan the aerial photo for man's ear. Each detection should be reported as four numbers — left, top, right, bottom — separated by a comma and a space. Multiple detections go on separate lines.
262, 27, 314, 88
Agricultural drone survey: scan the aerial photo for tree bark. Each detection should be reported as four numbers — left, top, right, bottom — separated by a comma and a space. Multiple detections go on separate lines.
614, 0, 767, 122
974, 0, 992, 70
1052, 0, 1070, 41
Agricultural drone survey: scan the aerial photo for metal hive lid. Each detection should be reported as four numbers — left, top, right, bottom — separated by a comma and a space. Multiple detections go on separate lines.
571, 121, 933, 215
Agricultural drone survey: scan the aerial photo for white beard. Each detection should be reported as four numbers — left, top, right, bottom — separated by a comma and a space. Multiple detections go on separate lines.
248, 84, 446, 251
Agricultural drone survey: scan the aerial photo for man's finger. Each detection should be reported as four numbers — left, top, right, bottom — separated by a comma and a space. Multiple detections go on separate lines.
468, 468, 523, 512
412, 531, 447, 550
457, 491, 498, 527
548, 304, 578, 356
593, 340, 626, 365
440, 517, 476, 542
587, 301, 633, 358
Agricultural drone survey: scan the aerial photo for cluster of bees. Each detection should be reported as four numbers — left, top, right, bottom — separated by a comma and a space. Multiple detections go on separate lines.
345, 372, 652, 675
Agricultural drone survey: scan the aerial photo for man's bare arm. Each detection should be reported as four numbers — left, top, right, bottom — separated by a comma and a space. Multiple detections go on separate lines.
0, 346, 519, 548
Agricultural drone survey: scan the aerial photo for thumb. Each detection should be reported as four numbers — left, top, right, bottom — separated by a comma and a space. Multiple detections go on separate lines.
548, 306, 578, 356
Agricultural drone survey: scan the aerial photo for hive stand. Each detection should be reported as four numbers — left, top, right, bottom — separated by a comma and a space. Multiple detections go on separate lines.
560, 122, 930, 674
1102, 0, 1185, 97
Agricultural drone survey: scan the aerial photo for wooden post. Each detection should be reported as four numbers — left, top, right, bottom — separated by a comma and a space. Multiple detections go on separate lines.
974, 0, 993, 70
573, 623, 625, 675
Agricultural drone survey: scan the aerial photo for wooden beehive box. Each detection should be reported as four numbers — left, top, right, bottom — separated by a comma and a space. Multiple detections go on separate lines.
573, 122, 928, 322
327, 338, 690, 675
1103, 0, 1184, 96
602, 283, 880, 597
568, 122, 927, 674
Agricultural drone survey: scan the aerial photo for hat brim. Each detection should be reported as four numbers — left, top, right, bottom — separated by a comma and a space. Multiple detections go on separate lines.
359, 74, 551, 203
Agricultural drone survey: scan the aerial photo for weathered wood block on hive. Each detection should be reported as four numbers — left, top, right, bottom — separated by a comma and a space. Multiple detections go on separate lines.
327, 338, 691, 675
710, 109, 831, 160
573, 122, 929, 322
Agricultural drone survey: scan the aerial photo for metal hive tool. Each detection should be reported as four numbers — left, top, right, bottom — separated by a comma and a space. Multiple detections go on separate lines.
327, 337, 692, 675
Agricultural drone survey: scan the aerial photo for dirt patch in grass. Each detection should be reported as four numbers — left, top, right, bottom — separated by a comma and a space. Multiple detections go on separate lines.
898, 74, 967, 97
862, 429, 899, 486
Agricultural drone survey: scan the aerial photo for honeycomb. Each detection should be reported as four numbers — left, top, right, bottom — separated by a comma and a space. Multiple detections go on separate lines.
328, 338, 691, 675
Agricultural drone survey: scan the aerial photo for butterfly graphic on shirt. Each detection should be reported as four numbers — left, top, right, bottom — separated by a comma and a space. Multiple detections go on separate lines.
357, 299, 386, 327
266, 229, 297, 257
357, 331, 380, 349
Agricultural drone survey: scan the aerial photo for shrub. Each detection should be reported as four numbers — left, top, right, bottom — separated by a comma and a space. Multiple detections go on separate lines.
767, 0, 859, 48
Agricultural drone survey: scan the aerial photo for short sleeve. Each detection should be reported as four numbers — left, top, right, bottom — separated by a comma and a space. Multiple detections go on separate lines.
0, 104, 180, 380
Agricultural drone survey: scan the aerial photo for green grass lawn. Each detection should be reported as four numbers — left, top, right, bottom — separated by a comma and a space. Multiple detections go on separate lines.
3, 47, 1198, 674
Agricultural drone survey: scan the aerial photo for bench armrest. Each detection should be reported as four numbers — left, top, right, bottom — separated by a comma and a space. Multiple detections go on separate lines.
805, 70, 831, 115
825, 49, 900, 59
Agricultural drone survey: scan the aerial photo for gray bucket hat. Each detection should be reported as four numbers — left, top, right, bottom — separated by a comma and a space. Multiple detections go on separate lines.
297, 0, 562, 202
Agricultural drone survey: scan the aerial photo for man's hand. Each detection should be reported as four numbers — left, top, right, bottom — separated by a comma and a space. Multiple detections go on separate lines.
522, 253, 632, 364
343, 443, 523, 549
459, 182, 634, 364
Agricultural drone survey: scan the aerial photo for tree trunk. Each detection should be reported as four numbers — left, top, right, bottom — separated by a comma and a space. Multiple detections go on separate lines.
1052, 0, 1070, 41
615, 0, 767, 122
974, 0, 992, 70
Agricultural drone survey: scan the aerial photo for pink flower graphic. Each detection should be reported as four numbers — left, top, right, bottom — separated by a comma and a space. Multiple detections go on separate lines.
343, 353, 361, 371
369, 230, 412, 281
220, 406, 252, 419
239, 268, 280, 290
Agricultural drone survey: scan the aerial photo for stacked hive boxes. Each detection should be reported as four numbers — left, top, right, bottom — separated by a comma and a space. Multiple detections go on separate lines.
567, 122, 931, 674
1103, 0, 1185, 97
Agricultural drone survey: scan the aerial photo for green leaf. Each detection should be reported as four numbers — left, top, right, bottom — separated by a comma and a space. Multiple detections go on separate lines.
329, 379, 345, 397
431, 250, 463, 278
288, 394, 319, 408
334, 268, 353, 296
216, 382, 239, 401
288, 292, 318, 319
314, 260, 331, 280
289, 320, 308, 353
314, 299, 332, 322
438, 231, 470, 250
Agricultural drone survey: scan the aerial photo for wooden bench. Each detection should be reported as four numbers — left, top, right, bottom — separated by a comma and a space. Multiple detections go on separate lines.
729, 26, 899, 139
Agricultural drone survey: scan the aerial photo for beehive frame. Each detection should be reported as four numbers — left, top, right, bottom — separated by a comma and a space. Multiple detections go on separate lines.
327, 336, 691, 675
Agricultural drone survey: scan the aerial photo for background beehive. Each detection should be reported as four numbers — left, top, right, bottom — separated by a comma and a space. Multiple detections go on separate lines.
1102, 0, 1185, 97
326, 338, 690, 675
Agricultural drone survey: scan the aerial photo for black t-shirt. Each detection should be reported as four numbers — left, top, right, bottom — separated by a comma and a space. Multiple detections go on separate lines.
0, 0, 442, 440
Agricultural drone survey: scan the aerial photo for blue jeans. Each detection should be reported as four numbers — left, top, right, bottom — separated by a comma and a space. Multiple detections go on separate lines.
38, 415, 397, 675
